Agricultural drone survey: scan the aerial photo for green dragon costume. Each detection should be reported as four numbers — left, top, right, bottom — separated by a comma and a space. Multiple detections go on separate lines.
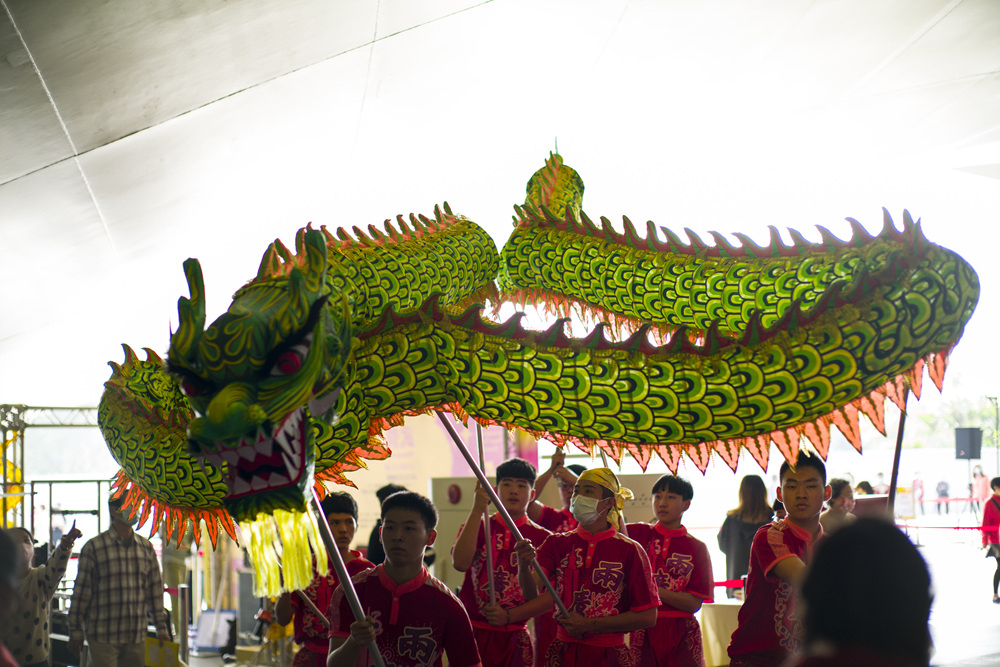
98, 154, 978, 595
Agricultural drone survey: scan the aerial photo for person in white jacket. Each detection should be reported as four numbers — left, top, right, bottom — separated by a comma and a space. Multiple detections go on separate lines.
1, 523, 82, 667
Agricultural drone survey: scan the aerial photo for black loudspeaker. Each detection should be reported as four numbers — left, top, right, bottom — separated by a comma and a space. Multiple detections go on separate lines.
955, 427, 982, 460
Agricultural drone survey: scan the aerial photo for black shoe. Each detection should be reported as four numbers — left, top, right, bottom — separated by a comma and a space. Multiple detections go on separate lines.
993, 595, 999, 604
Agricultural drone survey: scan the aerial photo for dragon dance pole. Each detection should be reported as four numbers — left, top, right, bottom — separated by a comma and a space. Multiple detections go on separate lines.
436, 412, 570, 617
477, 423, 496, 606
296, 591, 331, 628
310, 489, 386, 667
597, 449, 629, 538
887, 390, 909, 514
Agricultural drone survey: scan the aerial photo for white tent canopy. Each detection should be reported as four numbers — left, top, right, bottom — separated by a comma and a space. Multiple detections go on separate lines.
2, 0, 998, 409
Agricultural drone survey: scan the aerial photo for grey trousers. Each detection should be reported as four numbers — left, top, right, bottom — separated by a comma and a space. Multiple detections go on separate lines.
83, 641, 146, 667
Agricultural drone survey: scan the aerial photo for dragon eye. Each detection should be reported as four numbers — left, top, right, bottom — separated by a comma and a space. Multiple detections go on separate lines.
271, 347, 305, 376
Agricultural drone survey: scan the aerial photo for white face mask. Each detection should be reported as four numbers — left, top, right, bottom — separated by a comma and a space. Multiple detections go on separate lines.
570, 496, 606, 525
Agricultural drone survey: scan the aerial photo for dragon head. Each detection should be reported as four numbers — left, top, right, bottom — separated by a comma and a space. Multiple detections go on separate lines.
166, 229, 351, 524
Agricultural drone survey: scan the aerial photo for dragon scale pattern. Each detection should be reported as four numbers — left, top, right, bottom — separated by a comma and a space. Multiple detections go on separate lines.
98, 154, 978, 558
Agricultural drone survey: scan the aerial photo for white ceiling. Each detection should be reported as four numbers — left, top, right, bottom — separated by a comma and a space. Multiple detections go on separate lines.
2, 0, 999, 412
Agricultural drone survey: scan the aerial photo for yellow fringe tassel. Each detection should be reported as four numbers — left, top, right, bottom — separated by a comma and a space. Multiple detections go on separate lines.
240, 507, 328, 597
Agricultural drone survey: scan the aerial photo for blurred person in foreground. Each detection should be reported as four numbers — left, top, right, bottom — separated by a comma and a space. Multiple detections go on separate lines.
0, 529, 23, 667
783, 518, 932, 667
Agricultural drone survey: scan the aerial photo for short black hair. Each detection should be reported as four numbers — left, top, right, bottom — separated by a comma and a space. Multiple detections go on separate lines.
651, 474, 693, 501
321, 491, 358, 521
991, 477, 1000, 490
496, 458, 537, 486
779, 450, 827, 484
381, 491, 438, 531
801, 518, 931, 664
772, 499, 785, 513
566, 464, 587, 476
376, 483, 408, 506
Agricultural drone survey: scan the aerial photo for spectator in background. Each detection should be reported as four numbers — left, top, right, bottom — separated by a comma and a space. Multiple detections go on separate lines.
854, 481, 874, 496
872, 473, 890, 495
784, 518, 932, 667
913, 473, 925, 515
67, 497, 170, 667
936, 479, 950, 515
718, 475, 773, 599
0, 530, 23, 667
819, 479, 856, 536
1, 524, 82, 667
980, 476, 1000, 604
972, 466, 990, 513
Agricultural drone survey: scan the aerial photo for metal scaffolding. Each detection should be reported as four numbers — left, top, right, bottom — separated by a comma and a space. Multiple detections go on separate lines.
0, 404, 99, 528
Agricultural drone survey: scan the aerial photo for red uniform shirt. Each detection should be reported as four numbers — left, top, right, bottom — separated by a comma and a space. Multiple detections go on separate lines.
626, 523, 714, 617
535, 525, 659, 647
455, 513, 552, 629
329, 564, 482, 667
292, 551, 373, 652
728, 520, 824, 659
983, 494, 1000, 546
536, 505, 578, 533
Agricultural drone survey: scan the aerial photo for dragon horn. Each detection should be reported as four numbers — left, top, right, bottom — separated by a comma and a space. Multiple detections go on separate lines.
300, 229, 328, 295
171, 258, 206, 362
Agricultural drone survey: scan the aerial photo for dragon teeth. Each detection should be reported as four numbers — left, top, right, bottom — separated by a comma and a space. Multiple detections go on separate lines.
250, 475, 268, 491
269, 473, 289, 486
254, 439, 271, 457
280, 451, 295, 475
238, 446, 256, 462
233, 477, 251, 495
275, 429, 294, 458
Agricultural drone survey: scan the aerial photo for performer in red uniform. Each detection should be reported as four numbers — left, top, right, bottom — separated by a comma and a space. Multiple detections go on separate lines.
327, 491, 481, 667
488, 468, 658, 667
527, 448, 585, 534
727, 451, 829, 667
453, 458, 553, 666
276, 492, 373, 667
627, 475, 713, 667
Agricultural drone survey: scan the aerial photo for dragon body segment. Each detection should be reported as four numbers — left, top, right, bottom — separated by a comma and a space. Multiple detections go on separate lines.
98, 154, 978, 595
